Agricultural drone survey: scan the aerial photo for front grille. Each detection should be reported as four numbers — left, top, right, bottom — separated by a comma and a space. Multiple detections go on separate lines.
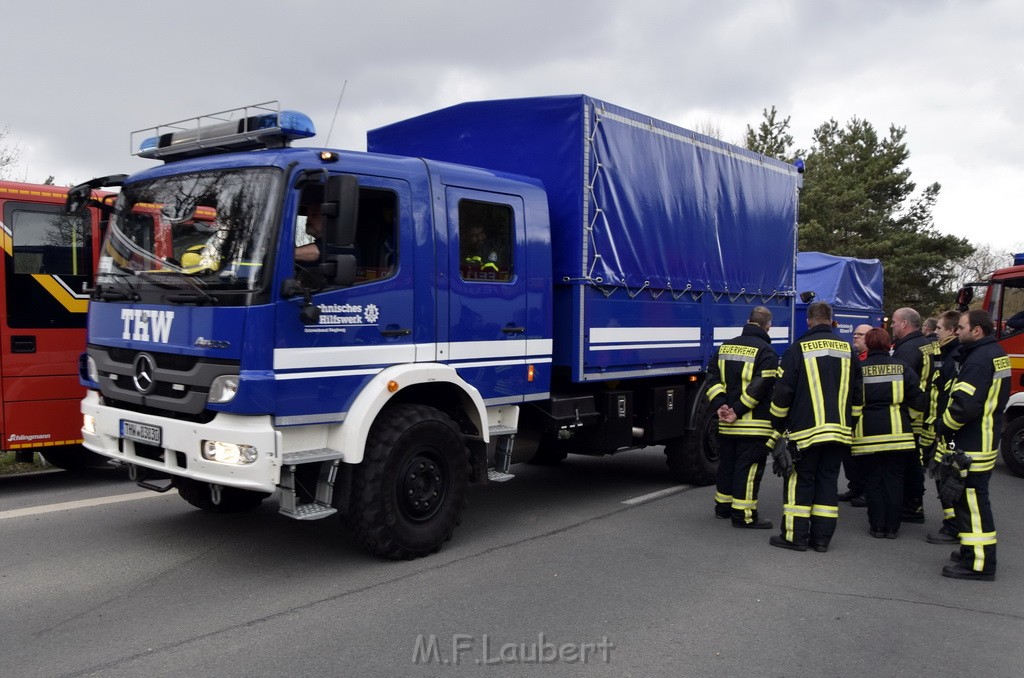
90, 345, 238, 417
105, 396, 218, 424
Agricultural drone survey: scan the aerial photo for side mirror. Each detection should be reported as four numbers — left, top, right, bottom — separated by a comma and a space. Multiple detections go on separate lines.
65, 174, 128, 214
799, 290, 816, 303
956, 286, 973, 311
65, 184, 92, 214
324, 253, 357, 287
322, 174, 358, 249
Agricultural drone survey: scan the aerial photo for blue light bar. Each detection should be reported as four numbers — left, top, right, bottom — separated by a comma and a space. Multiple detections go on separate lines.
132, 101, 316, 161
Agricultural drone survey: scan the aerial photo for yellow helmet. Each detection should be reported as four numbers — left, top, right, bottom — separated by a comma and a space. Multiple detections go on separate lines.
180, 244, 217, 273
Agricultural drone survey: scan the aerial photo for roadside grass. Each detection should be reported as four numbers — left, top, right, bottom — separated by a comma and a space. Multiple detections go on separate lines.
0, 451, 52, 476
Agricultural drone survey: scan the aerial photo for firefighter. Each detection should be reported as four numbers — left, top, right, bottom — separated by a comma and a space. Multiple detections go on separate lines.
767, 301, 862, 552
838, 323, 874, 507
705, 306, 779, 528
923, 310, 962, 545
853, 328, 926, 538
890, 307, 935, 524
935, 310, 1008, 581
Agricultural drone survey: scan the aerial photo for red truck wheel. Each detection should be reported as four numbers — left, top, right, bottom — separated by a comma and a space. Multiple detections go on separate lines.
348, 404, 469, 559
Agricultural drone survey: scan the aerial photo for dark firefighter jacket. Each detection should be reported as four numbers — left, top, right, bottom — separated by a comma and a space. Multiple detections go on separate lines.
892, 329, 936, 439
938, 335, 1010, 473
769, 323, 863, 450
852, 350, 926, 455
706, 323, 779, 437
925, 337, 960, 462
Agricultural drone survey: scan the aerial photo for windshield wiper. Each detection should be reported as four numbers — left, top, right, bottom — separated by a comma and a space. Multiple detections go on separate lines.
94, 273, 140, 302
138, 271, 218, 306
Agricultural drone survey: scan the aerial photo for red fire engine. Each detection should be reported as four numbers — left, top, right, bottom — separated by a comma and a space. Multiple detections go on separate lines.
0, 181, 110, 469
957, 254, 1024, 477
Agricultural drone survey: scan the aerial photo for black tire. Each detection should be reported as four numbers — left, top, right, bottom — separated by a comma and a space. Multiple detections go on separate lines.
174, 478, 269, 513
348, 404, 469, 559
524, 431, 568, 466
1001, 414, 1024, 478
528, 444, 568, 466
39, 445, 111, 471
664, 397, 718, 485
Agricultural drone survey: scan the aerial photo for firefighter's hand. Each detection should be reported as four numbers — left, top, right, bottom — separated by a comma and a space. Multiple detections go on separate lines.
770, 438, 793, 477
938, 473, 966, 505
926, 456, 942, 480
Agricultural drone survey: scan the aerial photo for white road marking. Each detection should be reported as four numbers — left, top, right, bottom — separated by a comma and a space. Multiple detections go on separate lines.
621, 485, 689, 505
0, 490, 163, 521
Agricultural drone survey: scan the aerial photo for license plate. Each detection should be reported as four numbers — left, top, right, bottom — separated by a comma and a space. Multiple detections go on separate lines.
121, 420, 162, 446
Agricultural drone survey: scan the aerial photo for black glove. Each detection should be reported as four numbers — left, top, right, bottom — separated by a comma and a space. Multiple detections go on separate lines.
926, 456, 942, 480
938, 473, 965, 505
770, 437, 794, 477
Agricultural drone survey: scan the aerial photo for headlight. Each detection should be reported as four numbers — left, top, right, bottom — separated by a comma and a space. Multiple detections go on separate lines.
83, 414, 96, 435
208, 375, 240, 404
201, 441, 257, 465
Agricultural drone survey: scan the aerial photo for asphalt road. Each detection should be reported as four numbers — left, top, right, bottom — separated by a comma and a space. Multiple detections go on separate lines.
1, 451, 1021, 678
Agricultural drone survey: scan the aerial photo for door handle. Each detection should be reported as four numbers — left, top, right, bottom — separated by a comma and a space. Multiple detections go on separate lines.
11, 335, 36, 353
380, 328, 412, 337
502, 326, 526, 334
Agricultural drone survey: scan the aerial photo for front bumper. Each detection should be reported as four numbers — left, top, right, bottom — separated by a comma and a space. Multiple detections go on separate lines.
81, 390, 282, 493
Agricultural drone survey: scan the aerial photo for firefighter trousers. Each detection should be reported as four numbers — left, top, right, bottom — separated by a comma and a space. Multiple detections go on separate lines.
902, 441, 925, 511
715, 435, 769, 523
779, 442, 845, 546
934, 476, 958, 534
954, 471, 997, 574
862, 450, 905, 533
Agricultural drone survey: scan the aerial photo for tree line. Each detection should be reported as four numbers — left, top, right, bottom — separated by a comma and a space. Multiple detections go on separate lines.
745, 107, 1007, 315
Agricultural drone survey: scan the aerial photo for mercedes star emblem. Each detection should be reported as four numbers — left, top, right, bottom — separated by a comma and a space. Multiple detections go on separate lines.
132, 353, 156, 394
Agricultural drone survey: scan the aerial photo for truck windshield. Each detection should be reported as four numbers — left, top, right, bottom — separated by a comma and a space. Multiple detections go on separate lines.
97, 169, 281, 299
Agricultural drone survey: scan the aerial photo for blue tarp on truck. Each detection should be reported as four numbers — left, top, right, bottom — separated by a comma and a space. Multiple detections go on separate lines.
369, 95, 802, 381
368, 95, 799, 295
795, 251, 884, 342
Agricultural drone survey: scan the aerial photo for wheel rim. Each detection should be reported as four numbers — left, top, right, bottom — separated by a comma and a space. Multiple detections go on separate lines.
398, 449, 448, 523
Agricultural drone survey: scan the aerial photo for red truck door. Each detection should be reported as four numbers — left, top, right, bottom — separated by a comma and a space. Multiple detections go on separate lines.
0, 185, 93, 453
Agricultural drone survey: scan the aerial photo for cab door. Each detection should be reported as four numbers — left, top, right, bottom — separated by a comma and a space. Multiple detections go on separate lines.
273, 176, 416, 422
445, 187, 528, 404
0, 192, 93, 450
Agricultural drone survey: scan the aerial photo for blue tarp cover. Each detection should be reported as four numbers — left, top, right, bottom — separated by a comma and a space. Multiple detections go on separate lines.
368, 95, 800, 296
796, 251, 883, 311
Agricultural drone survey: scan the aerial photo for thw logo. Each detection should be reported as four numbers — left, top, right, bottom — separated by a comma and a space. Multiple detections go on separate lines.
120, 309, 175, 343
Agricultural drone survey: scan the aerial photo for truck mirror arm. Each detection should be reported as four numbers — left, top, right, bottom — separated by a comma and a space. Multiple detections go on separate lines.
65, 174, 128, 214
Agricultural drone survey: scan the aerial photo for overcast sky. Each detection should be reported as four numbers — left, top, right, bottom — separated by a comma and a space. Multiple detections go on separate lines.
3, 0, 1020, 256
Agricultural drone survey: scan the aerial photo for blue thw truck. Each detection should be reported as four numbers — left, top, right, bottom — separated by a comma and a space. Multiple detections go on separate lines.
70, 97, 801, 558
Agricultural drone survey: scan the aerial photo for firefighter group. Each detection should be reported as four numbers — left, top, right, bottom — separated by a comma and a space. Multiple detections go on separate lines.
706, 302, 1007, 581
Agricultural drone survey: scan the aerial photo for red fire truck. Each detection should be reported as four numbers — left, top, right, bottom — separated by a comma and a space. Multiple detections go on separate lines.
0, 180, 222, 470
0, 181, 111, 469
957, 254, 1024, 477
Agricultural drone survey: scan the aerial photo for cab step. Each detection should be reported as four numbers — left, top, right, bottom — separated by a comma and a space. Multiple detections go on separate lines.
278, 460, 339, 520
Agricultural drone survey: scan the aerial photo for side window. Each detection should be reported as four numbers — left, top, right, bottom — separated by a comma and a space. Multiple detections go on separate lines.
3, 201, 93, 328
294, 185, 398, 285
459, 199, 513, 282
6, 204, 92, 276
999, 285, 1024, 337
353, 188, 398, 284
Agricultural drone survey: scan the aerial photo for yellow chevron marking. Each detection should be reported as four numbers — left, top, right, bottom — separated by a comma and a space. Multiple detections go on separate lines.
31, 275, 89, 313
